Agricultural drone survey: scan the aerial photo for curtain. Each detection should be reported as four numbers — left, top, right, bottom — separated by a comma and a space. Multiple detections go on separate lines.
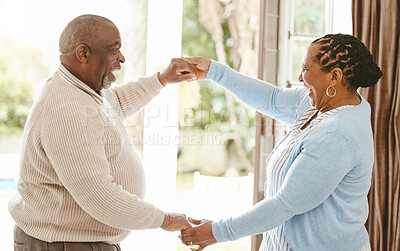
352, 0, 400, 250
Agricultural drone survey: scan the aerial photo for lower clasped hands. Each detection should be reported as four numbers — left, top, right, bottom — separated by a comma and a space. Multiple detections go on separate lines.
160, 212, 192, 232
179, 217, 217, 251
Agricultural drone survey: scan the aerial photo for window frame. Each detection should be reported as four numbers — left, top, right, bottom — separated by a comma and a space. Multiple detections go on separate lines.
285, 0, 352, 88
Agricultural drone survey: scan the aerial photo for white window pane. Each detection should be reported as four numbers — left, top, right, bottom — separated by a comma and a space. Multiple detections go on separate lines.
332, 0, 353, 34
294, 0, 326, 35
291, 40, 312, 82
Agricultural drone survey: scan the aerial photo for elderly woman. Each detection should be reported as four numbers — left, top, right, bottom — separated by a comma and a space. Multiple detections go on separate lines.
180, 34, 383, 251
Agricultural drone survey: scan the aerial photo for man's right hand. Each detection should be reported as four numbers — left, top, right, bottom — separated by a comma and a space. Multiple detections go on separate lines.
180, 57, 211, 80
160, 212, 191, 232
158, 58, 197, 85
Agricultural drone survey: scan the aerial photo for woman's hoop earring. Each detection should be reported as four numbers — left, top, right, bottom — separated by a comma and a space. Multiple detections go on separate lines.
326, 85, 336, 97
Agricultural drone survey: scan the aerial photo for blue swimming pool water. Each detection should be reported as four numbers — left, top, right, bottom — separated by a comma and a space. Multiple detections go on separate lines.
0, 180, 17, 189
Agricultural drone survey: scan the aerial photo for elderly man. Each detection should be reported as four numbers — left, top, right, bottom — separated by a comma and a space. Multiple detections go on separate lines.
9, 14, 195, 251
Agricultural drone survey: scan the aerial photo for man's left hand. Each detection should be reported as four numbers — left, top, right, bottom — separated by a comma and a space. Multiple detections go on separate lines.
161, 212, 192, 232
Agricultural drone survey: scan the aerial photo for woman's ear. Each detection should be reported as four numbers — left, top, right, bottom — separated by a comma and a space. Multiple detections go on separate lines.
75, 44, 90, 63
330, 68, 343, 87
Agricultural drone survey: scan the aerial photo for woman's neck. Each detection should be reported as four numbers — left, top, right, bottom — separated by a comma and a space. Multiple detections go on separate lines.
318, 89, 361, 113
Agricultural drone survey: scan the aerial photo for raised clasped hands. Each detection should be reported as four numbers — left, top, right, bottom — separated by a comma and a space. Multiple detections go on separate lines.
180, 217, 217, 251
179, 57, 211, 81
158, 57, 211, 85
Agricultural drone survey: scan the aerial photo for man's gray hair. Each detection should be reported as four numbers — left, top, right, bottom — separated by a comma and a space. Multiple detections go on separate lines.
59, 14, 113, 54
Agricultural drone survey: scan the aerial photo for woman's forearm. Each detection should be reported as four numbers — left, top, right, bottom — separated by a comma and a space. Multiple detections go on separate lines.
206, 60, 307, 125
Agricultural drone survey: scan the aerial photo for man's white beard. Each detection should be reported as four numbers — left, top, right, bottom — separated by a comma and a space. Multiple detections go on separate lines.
102, 75, 111, 89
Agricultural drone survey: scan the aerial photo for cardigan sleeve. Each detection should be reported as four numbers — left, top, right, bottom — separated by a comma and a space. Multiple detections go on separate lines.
212, 131, 354, 242
101, 73, 164, 119
206, 61, 309, 125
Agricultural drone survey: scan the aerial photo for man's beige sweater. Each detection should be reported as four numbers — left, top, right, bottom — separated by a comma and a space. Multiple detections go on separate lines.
8, 64, 166, 244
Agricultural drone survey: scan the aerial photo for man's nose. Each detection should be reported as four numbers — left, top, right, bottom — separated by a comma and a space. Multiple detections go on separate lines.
119, 52, 125, 64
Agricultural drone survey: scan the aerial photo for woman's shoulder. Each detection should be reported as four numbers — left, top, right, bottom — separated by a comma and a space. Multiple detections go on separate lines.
311, 102, 373, 147
332, 99, 371, 130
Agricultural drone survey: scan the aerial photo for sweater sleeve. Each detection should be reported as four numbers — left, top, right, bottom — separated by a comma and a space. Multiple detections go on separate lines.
212, 132, 353, 242
41, 93, 165, 230
206, 61, 308, 125
101, 73, 164, 119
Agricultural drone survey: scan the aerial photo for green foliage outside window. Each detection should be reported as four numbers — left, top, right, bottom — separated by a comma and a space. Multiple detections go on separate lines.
294, 0, 325, 35
0, 33, 48, 133
180, 0, 258, 170
291, 0, 326, 81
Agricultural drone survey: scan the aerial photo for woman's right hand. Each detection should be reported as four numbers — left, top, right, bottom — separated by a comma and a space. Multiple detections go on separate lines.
180, 57, 211, 80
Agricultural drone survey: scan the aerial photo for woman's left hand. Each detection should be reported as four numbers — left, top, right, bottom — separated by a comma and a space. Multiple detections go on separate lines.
180, 217, 217, 251
180, 57, 211, 80
158, 58, 197, 85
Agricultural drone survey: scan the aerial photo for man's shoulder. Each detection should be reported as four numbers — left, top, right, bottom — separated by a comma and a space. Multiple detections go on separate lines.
40, 72, 98, 107
29, 73, 100, 126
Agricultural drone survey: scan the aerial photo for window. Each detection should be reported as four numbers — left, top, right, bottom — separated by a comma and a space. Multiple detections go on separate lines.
286, 0, 352, 87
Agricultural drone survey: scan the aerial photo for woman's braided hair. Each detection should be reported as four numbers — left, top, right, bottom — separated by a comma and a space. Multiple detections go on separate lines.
312, 34, 382, 88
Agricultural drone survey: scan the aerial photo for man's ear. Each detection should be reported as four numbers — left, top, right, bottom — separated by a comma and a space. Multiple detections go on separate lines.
330, 68, 343, 87
75, 44, 90, 63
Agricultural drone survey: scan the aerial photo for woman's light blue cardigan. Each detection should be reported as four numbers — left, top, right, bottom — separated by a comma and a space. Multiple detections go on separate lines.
208, 61, 373, 251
